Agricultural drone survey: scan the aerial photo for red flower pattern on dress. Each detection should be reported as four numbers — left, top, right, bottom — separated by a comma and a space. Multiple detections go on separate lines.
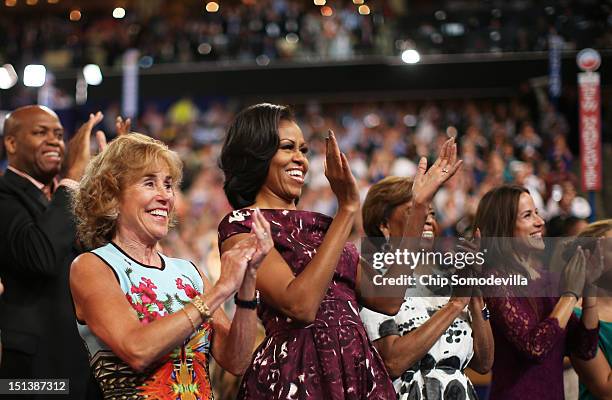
176, 278, 199, 299
127, 277, 166, 324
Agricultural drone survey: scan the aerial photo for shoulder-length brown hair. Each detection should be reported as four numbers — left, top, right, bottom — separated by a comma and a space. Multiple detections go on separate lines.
73, 133, 182, 249
473, 184, 531, 275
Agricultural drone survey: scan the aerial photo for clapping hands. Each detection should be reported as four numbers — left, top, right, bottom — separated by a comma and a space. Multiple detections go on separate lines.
412, 137, 463, 206
64, 112, 105, 181
561, 246, 587, 298
324, 130, 360, 213
245, 208, 274, 277
218, 208, 273, 294
64, 112, 133, 181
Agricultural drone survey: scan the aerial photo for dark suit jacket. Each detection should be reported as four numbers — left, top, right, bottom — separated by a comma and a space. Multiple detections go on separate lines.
0, 170, 94, 399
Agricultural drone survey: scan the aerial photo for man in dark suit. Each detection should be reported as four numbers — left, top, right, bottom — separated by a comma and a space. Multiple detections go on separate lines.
0, 105, 105, 399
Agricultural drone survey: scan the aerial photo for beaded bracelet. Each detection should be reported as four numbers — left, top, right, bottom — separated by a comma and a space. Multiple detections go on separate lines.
192, 296, 213, 323
481, 304, 490, 321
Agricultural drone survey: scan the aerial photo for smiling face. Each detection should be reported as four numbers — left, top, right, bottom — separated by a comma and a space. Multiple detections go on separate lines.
258, 119, 309, 207
383, 202, 438, 248
514, 192, 545, 252
4, 106, 65, 184
116, 163, 175, 245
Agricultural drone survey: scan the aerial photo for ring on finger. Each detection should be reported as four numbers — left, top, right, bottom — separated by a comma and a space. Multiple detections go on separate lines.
441, 168, 449, 174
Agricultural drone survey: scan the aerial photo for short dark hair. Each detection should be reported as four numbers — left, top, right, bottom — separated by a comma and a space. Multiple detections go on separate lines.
362, 176, 414, 237
220, 103, 294, 209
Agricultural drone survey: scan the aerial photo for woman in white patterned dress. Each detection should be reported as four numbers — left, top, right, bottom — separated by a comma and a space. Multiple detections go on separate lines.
359, 176, 494, 400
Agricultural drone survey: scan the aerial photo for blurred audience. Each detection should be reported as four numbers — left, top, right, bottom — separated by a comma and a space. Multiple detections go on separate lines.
1, 0, 610, 68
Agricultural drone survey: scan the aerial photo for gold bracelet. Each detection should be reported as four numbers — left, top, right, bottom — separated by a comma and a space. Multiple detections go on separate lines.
182, 308, 197, 332
191, 296, 213, 323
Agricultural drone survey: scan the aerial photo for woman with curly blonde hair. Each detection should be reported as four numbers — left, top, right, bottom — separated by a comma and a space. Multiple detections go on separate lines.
71, 133, 273, 399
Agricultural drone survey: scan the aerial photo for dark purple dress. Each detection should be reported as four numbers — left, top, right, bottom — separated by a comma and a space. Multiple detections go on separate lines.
485, 272, 599, 400
218, 209, 396, 400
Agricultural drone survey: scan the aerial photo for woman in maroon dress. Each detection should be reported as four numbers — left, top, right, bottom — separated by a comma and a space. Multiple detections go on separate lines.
217, 103, 461, 399
474, 185, 600, 399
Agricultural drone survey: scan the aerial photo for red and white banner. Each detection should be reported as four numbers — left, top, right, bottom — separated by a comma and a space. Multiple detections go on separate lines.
578, 71, 602, 191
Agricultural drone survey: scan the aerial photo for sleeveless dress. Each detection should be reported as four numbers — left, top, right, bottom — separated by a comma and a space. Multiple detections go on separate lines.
218, 209, 395, 399
78, 242, 214, 400
361, 296, 478, 400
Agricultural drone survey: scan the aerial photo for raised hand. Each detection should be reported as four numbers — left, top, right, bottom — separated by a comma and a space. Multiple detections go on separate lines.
115, 116, 131, 137
560, 246, 587, 298
64, 111, 104, 181
217, 239, 257, 296
246, 208, 274, 275
456, 228, 483, 274
412, 137, 463, 206
324, 130, 359, 212
96, 116, 131, 153
584, 238, 605, 286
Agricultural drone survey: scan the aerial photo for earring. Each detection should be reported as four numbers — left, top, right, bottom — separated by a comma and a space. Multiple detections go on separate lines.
382, 235, 393, 252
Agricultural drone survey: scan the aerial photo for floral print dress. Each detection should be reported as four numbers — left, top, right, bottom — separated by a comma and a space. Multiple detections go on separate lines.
218, 209, 396, 400
78, 242, 213, 400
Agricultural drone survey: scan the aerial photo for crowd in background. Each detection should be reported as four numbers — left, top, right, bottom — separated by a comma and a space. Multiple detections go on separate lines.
74, 89, 595, 290
0, 0, 610, 69
84, 89, 603, 398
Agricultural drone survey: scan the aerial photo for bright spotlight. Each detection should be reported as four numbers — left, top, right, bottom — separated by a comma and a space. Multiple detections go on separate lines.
0, 64, 18, 89
112, 7, 126, 19
23, 64, 47, 87
401, 49, 420, 64
206, 2, 219, 12
83, 64, 103, 85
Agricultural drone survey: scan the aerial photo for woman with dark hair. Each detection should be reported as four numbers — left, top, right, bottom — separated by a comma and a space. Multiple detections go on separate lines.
473, 185, 599, 400
359, 176, 493, 400
217, 103, 461, 399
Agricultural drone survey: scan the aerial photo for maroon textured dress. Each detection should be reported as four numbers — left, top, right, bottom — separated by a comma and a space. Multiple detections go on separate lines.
485, 272, 599, 400
218, 209, 395, 400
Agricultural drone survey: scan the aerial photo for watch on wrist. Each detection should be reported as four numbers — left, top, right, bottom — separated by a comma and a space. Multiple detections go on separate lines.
235, 290, 259, 310
481, 304, 490, 321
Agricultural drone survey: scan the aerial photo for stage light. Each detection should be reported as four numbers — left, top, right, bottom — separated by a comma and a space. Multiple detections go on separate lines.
26, 0, 38, 5
112, 7, 126, 19
434, 10, 446, 21
353, 0, 364, 4
206, 2, 219, 12
5, 0, 16, 6
285, 33, 299, 44
314, 0, 325, 5
321, 6, 332, 16
198, 43, 212, 55
83, 64, 102, 86
358, 5, 370, 15
23, 64, 46, 87
0, 64, 18, 89
69, 10, 81, 21
47, 0, 59, 3
255, 54, 270, 66
138, 56, 154, 68
401, 49, 420, 64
